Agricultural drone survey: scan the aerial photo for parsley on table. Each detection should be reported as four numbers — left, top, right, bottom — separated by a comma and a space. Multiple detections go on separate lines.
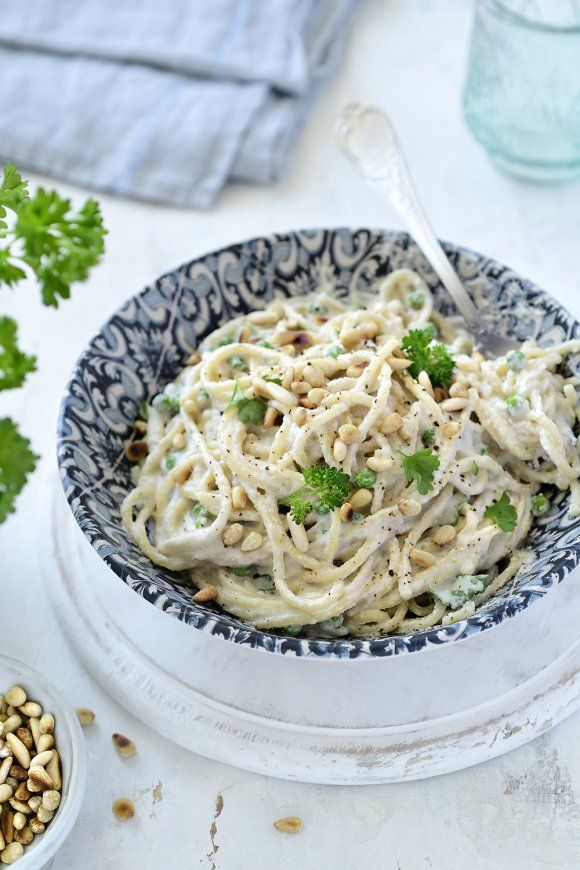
280, 464, 350, 524
401, 327, 455, 387
224, 379, 268, 425
485, 491, 517, 532
399, 447, 440, 495
0, 317, 37, 390
0, 418, 38, 524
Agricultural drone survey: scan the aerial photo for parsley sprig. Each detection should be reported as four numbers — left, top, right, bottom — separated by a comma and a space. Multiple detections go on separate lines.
484, 491, 517, 532
400, 447, 440, 495
401, 327, 455, 387
225, 379, 268, 425
0, 162, 106, 523
280, 464, 350, 524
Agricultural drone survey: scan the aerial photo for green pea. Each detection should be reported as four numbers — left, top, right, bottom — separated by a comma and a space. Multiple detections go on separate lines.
314, 502, 331, 515
227, 355, 246, 370
408, 291, 424, 310
531, 493, 550, 516
324, 345, 343, 358
166, 454, 176, 470
353, 468, 377, 488
233, 565, 254, 576
506, 349, 525, 371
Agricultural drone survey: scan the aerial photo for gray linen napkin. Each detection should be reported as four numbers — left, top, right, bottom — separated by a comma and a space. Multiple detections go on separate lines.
0, 0, 355, 207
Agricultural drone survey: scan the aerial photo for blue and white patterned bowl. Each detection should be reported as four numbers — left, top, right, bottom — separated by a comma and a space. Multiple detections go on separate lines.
57, 229, 580, 659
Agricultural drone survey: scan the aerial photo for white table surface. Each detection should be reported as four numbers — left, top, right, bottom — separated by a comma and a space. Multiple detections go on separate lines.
2, 1, 580, 867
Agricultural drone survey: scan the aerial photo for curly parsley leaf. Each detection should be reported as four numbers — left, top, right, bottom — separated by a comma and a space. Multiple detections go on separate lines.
224, 379, 268, 424
400, 447, 440, 496
280, 464, 351, 524
0, 317, 37, 390
401, 327, 455, 387
0, 249, 26, 287
0, 163, 29, 235
15, 191, 106, 307
484, 491, 517, 532
0, 418, 38, 523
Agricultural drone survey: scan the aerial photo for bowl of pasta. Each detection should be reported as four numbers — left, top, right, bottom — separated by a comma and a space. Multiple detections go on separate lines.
57, 228, 580, 659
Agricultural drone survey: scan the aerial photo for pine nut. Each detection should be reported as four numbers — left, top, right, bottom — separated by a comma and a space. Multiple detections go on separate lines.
294, 332, 312, 349
28, 819, 44, 835
253, 377, 297, 407
290, 380, 310, 395
337, 424, 359, 445
5, 735, 30, 771
41, 790, 61, 812
172, 461, 193, 484
27, 767, 52, 791
287, 517, 309, 553
28, 720, 40, 751
388, 357, 412, 370
192, 586, 218, 603
36, 807, 53, 824
0, 759, 12, 786
380, 412, 403, 435
433, 387, 446, 402
112, 798, 135, 821
240, 531, 263, 552
440, 397, 468, 412
14, 730, 32, 751
27, 797, 41, 813
29, 752, 52, 769
432, 525, 457, 546
333, 439, 348, 462
39, 713, 54, 734
238, 326, 251, 343
18, 703, 41, 719
13, 828, 32, 847
273, 330, 298, 346
8, 800, 30, 815
1, 809, 14, 845
0, 785, 12, 803
363, 322, 378, 339
248, 309, 278, 325
274, 816, 302, 833
346, 365, 366, 379
8, 767, 26, 783
134, 420, 147, 435
75, 709, 94, 727
46, 749, 61, 788
36, 735, 53, 754
172, 432, 186, 450
350, 488, 372, 509
0, 842, 23, 864
125, 440, 148, 462
306, 387, 326, 405
410, 548, 437, 567
340, 503, 354, 522
4, 690, 25, 710
231, 486, 247, 511
185, 352, 201, 365
112, 734, 137, 759
291, 407, 307, 426
302, 364, 325, 387
341, 326, 365, 347
418, 371, 434, 398
449, 383, 468, 398
183, 397, 197, 416
398, 498, 421, 517
367, 455, 395, 472
2, 718, 21, 736
282, 366, 294, 390
564, 384, 577, 407
222, 523, 244, 546
12, 815, 25, 833
263, 407, 281, 428
13, 785, 28, 803
440, 422, 461, 438
281, 344, 296, 356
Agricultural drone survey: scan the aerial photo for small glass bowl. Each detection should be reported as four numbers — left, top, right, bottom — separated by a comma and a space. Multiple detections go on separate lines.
0, 654, 87, 868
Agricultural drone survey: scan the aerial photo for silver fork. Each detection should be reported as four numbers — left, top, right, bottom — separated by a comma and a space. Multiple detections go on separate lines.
337, 102, 515, 357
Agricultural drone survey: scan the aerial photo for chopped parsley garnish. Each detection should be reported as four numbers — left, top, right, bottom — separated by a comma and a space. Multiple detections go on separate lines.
421, 428, 435, 447
531, 493, 550, 516
353, 468, 377, 488
224, 379, 268, 425
258, 340, 275, 349
506, 349, 525, 371
408, 291, 424, 310
480, 446, 489, 455
401, 327, 455, 387
166, 454, 176, 470
485, 491, 517, 532
318, 615, 344, 633
233, 565, 254, 576
307, 302, 328, 315
215, 336, 233, 347
191, 502, 212, 529
152, 391, 180, 414
138, 400, 148, 420
227, 354, 246, 370
263, 375, 282, 386
471, 460, 479, 475
429, 574, 488, 610
505, 393, 524, 409
400, 448, 440, 495
280, 464, 350, 525
324, 344, 343, 358
279, 625, 302, 636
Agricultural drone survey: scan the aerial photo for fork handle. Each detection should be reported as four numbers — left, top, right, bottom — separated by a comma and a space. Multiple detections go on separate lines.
337, 103, 482, 336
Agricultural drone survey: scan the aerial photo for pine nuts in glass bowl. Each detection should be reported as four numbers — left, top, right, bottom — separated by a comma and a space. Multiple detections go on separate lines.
0, 656, 86, 868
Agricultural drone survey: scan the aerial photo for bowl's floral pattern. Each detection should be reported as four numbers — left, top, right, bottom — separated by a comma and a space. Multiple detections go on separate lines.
57, 229, 580, 659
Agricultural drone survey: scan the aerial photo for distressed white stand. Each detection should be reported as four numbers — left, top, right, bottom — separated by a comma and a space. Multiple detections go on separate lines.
41, 483, 580, 785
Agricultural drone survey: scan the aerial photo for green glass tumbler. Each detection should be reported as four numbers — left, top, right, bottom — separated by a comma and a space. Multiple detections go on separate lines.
463, 0, 580, 181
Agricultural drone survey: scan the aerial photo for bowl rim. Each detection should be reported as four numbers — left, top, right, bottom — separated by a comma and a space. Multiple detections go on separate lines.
0, 654, 87, 867
57, 226, 580, 659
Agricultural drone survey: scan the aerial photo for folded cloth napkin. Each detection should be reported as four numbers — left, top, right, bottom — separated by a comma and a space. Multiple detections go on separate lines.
0, 0, 355, 207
